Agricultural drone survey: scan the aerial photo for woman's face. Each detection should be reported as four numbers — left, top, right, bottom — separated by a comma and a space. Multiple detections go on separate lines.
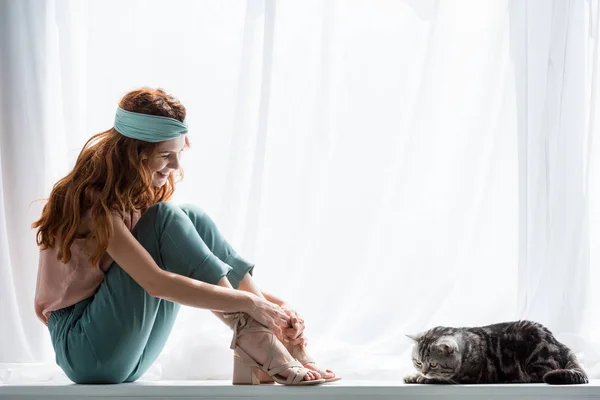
147, 135, 187, 187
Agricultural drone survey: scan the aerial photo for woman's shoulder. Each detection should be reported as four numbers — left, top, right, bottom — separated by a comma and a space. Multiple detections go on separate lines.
82, 205, 141, 232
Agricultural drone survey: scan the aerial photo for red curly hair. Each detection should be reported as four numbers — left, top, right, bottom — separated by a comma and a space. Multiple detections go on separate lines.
32, 88, 188, 267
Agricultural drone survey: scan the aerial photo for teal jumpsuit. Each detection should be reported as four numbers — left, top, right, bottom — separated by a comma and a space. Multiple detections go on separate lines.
47, 202, 254, 383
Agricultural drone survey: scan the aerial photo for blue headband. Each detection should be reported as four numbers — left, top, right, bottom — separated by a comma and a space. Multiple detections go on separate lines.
114, 107, 188, 143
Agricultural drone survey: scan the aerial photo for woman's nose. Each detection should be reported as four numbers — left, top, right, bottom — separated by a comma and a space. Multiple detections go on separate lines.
169, 155, 180, 170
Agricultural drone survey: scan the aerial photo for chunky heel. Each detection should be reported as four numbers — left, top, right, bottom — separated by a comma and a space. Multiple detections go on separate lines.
232, 354, 260, 385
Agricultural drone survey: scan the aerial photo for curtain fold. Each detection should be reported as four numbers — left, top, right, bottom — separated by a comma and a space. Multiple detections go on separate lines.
517, 0, 588, 336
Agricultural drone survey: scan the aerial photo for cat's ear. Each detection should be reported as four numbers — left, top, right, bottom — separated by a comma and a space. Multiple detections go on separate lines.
439, 343, 454, 355
406, 333, 422, 342
436, 338, 458, 355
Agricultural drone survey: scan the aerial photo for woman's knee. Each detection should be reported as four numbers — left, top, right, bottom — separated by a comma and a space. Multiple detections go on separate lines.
179, 203, 218, 233
147, 201, 181, 217
149, 202, 211, 224
179, 203, 207, 220
141, 202, 189, 227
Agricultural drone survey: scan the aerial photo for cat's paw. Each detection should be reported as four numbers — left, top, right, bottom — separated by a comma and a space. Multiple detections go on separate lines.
404, 374, 450, 384
404, 374, 426, 384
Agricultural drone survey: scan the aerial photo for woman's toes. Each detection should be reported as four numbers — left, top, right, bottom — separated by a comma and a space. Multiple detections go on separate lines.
323, 369, 336, 379
305, 371, 319, 381
303, 362, 332, 380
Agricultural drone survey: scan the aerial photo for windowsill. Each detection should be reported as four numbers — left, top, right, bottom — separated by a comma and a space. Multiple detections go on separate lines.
2, 380, 600, 399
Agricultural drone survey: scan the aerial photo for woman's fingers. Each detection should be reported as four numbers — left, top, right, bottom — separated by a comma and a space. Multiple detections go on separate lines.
290, 313, 299, 326
273, 306, 291, 339
281, 328, 308, 346
278, 315, 291, 329
285, 321, 304, 339
284, 324, 304, 339
283, 327, 299, 337
287, 337, 305, 346
272, 325, 283, 340
291, 312, 305, 331
251, 299, 290, 340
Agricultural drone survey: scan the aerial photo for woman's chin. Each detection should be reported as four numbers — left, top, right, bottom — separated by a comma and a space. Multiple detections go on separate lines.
152, 173, 169, 187
152, 178, 168, 187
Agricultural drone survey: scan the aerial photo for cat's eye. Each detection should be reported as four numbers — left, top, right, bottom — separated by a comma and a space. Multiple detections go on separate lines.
414, 360, 422, 366
430, 362, 438, 368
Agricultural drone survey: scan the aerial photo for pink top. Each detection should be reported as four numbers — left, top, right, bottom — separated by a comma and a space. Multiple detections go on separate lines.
34, 210, 140, 325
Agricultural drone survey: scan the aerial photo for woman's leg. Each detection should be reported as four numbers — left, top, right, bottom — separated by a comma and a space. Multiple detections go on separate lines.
178, 204, 254, 288
49, 202, 236, 384
178, 204, 321, 382
124, 277, 235, 383
178, 205, 331, 380
124, 205, 255, 382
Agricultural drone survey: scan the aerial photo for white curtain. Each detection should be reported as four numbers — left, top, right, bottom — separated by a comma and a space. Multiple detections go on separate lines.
587, 0, 600, 378
0, 0, 598, 383
516, 0, 600, 377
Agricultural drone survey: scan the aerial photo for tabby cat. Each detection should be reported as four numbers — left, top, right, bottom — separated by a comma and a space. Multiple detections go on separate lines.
404, 320, 588, 385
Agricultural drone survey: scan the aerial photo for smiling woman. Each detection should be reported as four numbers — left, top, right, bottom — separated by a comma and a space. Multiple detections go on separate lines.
29, 88, 335, 385
149, 137, 188, 187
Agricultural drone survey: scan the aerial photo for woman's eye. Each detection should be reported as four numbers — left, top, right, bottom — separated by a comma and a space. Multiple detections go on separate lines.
430, 362, 438, 368
162, 155, 170, 159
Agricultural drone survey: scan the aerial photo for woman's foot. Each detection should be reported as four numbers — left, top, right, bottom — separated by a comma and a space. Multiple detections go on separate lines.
254, 346, 335, 383
284, 341, 340, 382
303, 362, 337, 381
237, 329, 322, 382
226, 313, 323, 384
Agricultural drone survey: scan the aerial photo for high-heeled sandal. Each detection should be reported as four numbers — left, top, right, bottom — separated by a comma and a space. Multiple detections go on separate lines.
224, 313, 325, 386
284, 342, 342, 383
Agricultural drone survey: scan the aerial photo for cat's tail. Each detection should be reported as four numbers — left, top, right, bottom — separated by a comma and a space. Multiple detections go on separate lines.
543, 352, 589, 385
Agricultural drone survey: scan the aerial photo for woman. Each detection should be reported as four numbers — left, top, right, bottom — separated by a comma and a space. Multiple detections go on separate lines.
32, 88, 338, 385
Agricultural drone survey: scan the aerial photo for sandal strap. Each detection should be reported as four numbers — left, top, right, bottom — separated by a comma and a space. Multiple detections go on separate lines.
224, 313, 244, 349
225, 312, 263, 349
287, 367, 310, 384
267, 360, 303, 376
224, 312, 275, 347
237, 325, 272, 337
267, 362, 311, 385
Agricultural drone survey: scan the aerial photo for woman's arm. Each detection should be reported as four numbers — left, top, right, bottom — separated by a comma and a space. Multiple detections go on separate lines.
106, 215, 289, 333
261, 290, 286, 307
235, 274, 286, 307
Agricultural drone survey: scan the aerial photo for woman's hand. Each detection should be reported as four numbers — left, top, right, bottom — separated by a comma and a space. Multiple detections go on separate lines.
246, 295, 291, 340
281, 304, 308, 347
